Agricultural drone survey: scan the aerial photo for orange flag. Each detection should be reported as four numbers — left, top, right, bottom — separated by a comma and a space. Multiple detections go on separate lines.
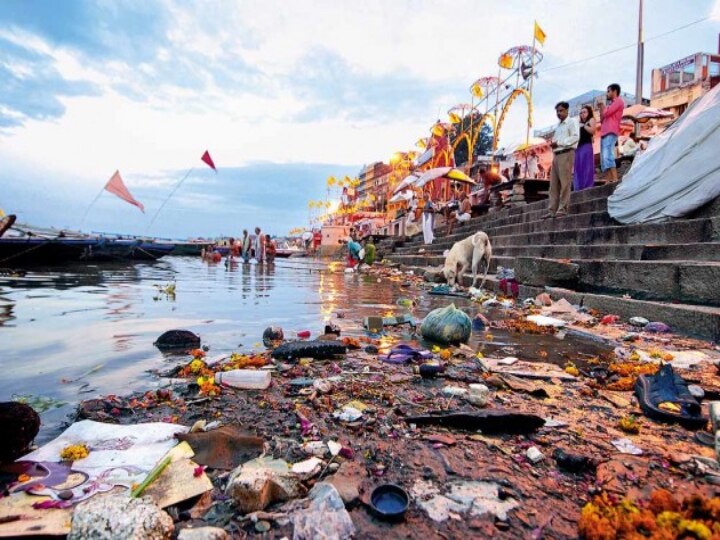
104, 170, 145, 213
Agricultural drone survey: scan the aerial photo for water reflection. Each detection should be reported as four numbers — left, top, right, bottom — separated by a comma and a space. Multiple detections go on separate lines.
0, 256, 610, 442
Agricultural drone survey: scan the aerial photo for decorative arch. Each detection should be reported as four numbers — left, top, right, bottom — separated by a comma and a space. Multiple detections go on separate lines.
494, 88, 533, 151
470, 113, 497, 150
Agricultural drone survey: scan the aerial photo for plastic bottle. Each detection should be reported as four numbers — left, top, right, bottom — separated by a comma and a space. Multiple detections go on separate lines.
215, 370, 271, 390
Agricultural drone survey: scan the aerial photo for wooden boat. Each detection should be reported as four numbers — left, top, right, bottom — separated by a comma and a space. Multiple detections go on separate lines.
82, 239, 175, 261
0, 237, 99, 266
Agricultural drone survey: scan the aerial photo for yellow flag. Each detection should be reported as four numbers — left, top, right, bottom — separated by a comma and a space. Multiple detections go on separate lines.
431, 124, 445, 137
470, 83, 484, 99
448, 111, 462, 124
416, 138, 427, 149
499, 54, 513, 69
534, 21, 546, 46
327, 176, 336, 187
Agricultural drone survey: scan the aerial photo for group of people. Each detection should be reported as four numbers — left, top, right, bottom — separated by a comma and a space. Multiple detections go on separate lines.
346, 230, 376, 269
546, 83, 628, 218
227, 227, 277, 263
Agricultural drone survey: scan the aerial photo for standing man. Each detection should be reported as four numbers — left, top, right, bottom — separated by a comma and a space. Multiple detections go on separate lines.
240, 229, 251, 263
254, 227, 265, 263
545, 101, 579, 218
597, 83, 625, 182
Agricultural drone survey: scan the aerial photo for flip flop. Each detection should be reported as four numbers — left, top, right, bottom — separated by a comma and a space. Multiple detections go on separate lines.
430, 285, 470, 298
634, 364, 708, 430
380, 344, 433, 364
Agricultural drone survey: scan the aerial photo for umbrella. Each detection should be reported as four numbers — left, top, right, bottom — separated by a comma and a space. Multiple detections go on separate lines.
414, 167, 476, 189
622, 104, 674, 122
390, 190, 414, 203
392, 172, 421, 194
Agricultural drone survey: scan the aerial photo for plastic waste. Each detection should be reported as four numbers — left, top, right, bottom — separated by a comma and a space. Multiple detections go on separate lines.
420, 304, 472, 345
629, 316, 649, 327
154, 329, 201, 350
466, 384, 489, 407
296, 330, 311, 339
472, 314, 489, 331
611, 438, 643, 455
262, 326, 284, 347
526, 315, 566, 328
526, 446, 544, 463
214, 370, 271, 390
413, 364, 445, 378
645, 321, 671, 333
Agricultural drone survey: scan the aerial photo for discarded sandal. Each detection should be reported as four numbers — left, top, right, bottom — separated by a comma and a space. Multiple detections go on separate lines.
634, 364, 708, 430
429, 285, 470, 298
380, 344, 433, 364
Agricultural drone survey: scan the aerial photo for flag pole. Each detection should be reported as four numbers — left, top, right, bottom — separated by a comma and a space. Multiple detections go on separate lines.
79, 183, 108, 231
527, 26, 537, 147
146, 167, 195, 233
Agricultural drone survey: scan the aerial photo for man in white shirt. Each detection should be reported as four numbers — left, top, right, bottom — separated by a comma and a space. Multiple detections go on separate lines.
545, 101, 579, 218
620, 133, 639, 158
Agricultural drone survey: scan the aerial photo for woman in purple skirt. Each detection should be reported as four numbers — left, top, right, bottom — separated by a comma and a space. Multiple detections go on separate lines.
573, 105, 597, 191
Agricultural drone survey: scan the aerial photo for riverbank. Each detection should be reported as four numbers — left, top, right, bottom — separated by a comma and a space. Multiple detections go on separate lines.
9, 261, 720, 539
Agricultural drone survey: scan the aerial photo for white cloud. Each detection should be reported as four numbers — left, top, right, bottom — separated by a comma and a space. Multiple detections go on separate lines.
1, 0, 716, 187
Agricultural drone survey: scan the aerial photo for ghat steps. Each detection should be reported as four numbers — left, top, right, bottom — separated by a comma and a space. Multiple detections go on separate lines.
379, 182, 720, 341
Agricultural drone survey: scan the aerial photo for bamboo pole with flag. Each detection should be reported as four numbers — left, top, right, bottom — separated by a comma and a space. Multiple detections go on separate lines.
146, 150, 217, 232
80, 170, 145, 229
526, 20, 546, 146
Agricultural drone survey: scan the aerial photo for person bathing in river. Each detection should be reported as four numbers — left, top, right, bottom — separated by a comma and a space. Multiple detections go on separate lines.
362, 237, 376, 266
347, 232, 362, 268
240, 229, 251, 263
254, 227, 265, 263
265, 234, 276, 263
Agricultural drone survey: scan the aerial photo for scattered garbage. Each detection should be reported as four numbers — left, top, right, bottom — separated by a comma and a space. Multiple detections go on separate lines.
225, 457, 306, 513
634, 363, 707, 429
291, 457, 323, 476
420, 304, 472, 345
472, 313, 490, 331
370, 484, 409, 521
176, 426, 264, 470
296, 330, 311, 339
178, 527, 229, 540
526, 314, 566, 328
262, 326, 284, 347
429, 284, 470, 298
465, 383, 490, 407
154, 329, 201, 350
526, 446, 544, 463
411, 479, 519, 523
0, 401, 40, 461
381, 344, 433, 364
68, 494, 174, 540
334, 406, 363, 422
552, 448, 596, 474
290, 483, 355, 540
214, 369, 271, 390
611, 438, 644, 455
644, 321, 672, 333
271, 340, 347, 361
413, 363, 446, 378
404, 411, 545, 434
442, 386, 468, 397
629, 316, 649, 327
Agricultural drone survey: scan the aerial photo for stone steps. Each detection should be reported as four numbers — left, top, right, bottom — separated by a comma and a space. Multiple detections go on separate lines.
396, 216, 720, 254
403, 264, 720, 341
383, 179, 720, 339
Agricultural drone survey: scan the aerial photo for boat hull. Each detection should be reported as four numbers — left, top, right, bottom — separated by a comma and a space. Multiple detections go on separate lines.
0, 238, 98, 266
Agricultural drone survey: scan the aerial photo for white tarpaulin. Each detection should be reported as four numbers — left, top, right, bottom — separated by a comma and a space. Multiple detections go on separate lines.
607, 83, 720, 224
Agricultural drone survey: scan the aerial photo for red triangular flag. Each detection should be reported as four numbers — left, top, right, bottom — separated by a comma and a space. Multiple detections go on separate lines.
104, 170, 145, 213
201, 150, 216, 171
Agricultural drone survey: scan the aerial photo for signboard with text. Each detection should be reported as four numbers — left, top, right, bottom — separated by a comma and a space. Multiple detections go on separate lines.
661, 55, 695, 75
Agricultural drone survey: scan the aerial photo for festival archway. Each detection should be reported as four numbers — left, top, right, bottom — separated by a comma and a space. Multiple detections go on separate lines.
494, 88, 533, 152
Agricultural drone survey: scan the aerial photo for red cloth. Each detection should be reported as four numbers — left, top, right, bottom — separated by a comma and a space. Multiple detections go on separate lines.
201, 150, 217, 171
104, 170, 144, 212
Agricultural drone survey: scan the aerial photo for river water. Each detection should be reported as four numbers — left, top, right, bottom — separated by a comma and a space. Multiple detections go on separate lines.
0, 256, 608, 440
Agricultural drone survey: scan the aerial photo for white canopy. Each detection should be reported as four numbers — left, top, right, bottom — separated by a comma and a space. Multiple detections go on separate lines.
608, 83, 720, 224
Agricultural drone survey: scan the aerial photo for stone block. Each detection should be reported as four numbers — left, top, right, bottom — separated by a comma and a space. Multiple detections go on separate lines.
514, 257, 579, 287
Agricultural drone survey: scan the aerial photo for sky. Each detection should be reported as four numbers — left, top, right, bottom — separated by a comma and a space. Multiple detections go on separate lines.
1, 0, 719, 238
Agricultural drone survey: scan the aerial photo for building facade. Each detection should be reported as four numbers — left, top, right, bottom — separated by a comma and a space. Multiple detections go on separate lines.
651, 51, 720, 117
